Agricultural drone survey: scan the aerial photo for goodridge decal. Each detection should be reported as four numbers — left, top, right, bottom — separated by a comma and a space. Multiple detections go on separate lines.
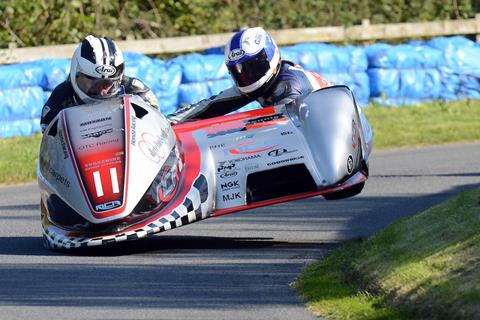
267, 156, 304, 166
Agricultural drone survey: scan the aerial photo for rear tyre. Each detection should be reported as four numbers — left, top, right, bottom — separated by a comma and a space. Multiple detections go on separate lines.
323, 182, 365, 200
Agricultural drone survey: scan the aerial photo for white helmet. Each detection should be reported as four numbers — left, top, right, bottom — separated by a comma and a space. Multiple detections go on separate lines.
70, 35, 125, 104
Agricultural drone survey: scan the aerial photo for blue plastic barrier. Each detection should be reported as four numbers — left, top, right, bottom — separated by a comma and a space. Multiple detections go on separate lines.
172, 53, 229, 83
1, 35, 480, 137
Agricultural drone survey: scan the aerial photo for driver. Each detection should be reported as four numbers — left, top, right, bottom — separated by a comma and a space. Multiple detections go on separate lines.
168, 27, 331, 124
40, 35, 158, 132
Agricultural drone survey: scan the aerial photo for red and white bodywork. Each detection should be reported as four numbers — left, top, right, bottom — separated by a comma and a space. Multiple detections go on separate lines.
38, 86, 372, 250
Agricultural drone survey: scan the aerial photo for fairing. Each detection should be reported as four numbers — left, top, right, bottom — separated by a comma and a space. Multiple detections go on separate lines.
38, 86, 372, 250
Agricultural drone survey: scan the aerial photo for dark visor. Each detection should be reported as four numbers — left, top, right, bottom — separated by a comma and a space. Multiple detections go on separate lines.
228, 49, 271, 88
76, 73, 120, 98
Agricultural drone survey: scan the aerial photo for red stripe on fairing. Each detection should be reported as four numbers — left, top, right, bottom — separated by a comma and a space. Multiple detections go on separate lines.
211, 172, 368, 218
93, 129, 202, 236
62, 97, 131, 219
173, 106, 277, 133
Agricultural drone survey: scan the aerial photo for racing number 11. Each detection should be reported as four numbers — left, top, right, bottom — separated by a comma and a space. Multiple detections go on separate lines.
93, 168, 120, 197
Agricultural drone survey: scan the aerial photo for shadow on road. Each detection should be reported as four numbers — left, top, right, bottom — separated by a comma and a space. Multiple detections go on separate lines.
0, 180, 478, 308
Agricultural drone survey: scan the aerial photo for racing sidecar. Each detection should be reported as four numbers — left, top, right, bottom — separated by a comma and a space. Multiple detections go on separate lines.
38, 85, 372, 250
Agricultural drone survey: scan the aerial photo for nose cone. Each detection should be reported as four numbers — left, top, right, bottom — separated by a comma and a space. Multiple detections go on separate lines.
299, 87, 361, 186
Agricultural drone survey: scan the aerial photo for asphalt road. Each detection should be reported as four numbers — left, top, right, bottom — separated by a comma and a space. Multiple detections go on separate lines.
0, 143, 479, 320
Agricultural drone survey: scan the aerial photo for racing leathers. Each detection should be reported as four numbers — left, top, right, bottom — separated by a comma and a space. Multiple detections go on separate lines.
168, 61, 331, 124
40, 76, 158, 132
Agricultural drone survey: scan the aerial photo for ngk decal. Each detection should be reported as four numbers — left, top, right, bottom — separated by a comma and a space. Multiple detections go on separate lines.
220, 180, 240, 191
228, 141, 277, 155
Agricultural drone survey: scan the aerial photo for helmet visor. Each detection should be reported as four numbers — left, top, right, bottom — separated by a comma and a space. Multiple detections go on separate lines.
76, 73, 120, 99
228, 49, 271, 88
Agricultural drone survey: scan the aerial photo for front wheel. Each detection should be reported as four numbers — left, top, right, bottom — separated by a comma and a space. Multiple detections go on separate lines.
323, 182, 365, 200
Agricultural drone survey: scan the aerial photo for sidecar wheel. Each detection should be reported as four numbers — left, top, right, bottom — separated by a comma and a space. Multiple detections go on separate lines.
324, 182, 364, 200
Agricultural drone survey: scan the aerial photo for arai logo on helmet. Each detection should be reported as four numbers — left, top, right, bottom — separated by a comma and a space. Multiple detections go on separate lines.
228, 49, 245, 61
95, 65, 117, 76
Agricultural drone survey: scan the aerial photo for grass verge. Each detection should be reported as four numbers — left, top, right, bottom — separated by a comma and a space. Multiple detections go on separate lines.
295, 188, 480, 319
0, 133, 41, 184
364, 99, 480, 149
1, 99, 480, 184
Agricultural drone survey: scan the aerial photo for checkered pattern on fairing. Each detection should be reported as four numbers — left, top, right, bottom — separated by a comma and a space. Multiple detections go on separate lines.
43, 174, 209, 250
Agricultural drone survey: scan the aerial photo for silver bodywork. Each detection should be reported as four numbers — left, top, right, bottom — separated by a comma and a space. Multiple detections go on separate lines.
38, 86, 372, 249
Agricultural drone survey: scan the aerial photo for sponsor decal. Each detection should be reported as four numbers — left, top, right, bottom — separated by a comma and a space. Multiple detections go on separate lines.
48, 166, 71, 188
267, 148, 297, 157
281, 131, 294, 136
131, 115, 137, 146
138, 131, 168, 163
81, 128, 113, 139
352, 120, 358, 149
217, 161, 236, 173
254, 33, 262, 45
267, 156, 304, 166
228, 141, 277, 155
232, 154, 260, 162
246, 114, 284, 126
95, 65, 117, 76
209, 143, 226, 149
80, 117, 111, 127
84, 156, 122, 171
244, 164, 260, 172
95, 200, 122, 212
222, 192, 241, 202
347, 155, 354, 174
220, 180, 240, 191
205, 120, 245, 138
220, 171, 238, 179
235, 133, 254, 141
78, 138, 119, 150
59, 131, 69, 159
228, 48, 246, 61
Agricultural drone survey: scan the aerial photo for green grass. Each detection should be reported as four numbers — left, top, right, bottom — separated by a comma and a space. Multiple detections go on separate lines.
1, 99, 480, 185
0, 133, 41, 184
296, 188, 480, 319
364, 99, 480, 149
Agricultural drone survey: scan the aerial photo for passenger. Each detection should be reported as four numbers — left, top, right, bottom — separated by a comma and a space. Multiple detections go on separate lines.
168, 27, 331, 124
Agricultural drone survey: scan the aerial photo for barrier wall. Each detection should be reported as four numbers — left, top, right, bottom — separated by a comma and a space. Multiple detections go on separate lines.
0, 36, 478, 138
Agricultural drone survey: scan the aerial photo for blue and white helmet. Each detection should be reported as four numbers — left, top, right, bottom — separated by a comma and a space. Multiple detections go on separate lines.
225, 27, 281, 96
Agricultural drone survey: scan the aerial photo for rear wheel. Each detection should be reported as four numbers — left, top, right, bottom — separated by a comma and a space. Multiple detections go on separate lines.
323, 182, 365, 200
